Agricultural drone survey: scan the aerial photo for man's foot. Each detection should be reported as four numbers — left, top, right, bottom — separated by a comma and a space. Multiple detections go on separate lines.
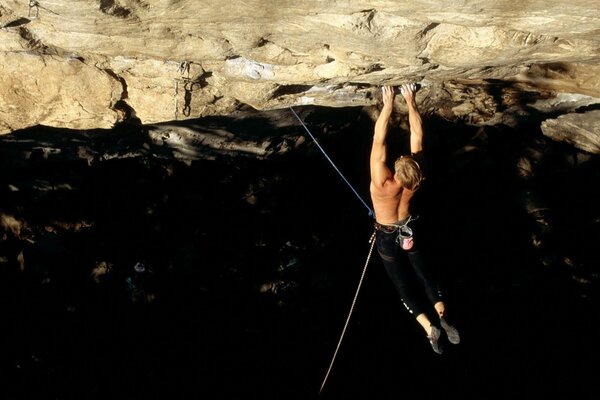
428, 325, 443, 354
440, 317, 460, 345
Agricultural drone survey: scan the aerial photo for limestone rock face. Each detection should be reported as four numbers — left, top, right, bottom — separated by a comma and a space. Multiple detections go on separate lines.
1, 0, 599, 145
0, 52, 122, 133
541, 110, 600, 154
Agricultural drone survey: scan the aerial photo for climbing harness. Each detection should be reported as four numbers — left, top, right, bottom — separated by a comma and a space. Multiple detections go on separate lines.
319, 230, 377, 395
374, 215, 418, 250
289, 106, 374, 218
289, 107, 379, 394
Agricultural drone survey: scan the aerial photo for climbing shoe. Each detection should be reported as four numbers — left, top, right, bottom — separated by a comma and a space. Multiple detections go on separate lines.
440, 317, 460, 345
428, 325, 443, 354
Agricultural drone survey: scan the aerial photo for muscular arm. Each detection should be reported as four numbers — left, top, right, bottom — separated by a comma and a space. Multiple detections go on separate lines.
370, 86, 395, 188
403, 86, 423, 154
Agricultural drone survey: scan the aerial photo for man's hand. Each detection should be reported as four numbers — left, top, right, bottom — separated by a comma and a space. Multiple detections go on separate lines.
381, 86, 395, 108
400, 83, 417, 105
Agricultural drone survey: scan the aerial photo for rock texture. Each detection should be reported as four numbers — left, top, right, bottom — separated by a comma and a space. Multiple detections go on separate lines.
1, 0, 599, 152
541, 110, 600, 154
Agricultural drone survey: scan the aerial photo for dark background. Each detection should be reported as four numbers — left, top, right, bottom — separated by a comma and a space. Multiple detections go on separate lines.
1, 108, 599, 399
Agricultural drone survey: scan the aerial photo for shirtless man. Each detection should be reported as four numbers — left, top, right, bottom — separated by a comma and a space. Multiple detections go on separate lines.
369, 84, 459, 354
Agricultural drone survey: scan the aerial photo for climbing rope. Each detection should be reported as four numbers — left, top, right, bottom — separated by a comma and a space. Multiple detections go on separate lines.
289, 106, 374, 218
288, 106, 378, 394
319, 230, 377, 395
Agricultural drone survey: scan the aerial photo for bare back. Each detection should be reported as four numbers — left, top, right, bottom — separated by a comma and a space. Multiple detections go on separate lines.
370, 176, 415, 224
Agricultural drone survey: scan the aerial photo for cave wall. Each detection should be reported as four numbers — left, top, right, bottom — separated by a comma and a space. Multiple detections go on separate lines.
1, 0, 599, 153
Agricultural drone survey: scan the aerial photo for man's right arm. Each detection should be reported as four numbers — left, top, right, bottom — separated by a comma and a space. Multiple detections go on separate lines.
370, 86, 395, 187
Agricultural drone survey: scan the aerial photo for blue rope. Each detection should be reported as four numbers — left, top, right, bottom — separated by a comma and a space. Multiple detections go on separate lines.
289, 106, 374, 218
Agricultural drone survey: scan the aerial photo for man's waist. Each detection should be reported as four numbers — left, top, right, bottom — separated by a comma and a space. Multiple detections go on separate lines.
374, 215, 412, 232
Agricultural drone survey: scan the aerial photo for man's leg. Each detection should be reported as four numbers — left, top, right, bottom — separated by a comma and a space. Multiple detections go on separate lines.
376, 231, 443, 353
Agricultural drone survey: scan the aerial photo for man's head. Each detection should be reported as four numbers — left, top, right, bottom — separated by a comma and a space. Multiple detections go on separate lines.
394, 156, 423, 191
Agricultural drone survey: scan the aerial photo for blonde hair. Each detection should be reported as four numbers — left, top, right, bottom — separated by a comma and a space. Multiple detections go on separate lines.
394, 156, 423, 191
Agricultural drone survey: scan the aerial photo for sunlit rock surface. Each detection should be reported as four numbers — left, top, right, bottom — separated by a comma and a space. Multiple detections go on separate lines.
1, 0, 599, 145
541, 110, 600, 154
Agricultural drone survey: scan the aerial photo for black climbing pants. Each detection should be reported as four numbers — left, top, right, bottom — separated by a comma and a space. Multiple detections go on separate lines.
375, 218, 443, 318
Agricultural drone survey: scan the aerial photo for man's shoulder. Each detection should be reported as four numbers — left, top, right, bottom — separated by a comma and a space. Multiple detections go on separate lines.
370, 178, 401, 196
